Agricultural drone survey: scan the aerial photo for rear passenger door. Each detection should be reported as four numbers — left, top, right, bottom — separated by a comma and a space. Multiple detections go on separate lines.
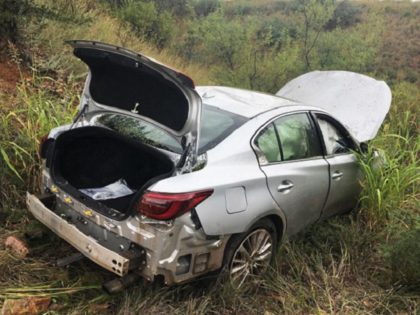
254, 112, 329, 236
314, 113, 362, 219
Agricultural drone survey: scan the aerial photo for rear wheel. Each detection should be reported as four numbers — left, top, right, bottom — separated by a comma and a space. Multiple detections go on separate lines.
223, 219, 277, 288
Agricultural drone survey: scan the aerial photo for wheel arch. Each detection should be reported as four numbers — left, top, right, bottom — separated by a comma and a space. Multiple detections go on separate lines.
241, 212, 286, 242
266, 214, 284, 242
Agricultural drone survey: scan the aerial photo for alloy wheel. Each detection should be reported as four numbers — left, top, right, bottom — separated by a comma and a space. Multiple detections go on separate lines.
229, 228, 273, 288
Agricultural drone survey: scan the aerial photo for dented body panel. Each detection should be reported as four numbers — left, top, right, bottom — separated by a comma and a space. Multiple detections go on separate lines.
28, 171, 229, 284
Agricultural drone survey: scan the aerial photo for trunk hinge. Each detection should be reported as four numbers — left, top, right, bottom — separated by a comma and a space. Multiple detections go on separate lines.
70, 103, 89, 129
176, 135, 198, 174
176, 143, 194, 173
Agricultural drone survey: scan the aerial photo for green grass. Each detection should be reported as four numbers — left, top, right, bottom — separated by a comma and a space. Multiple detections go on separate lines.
0, 70, 78, 206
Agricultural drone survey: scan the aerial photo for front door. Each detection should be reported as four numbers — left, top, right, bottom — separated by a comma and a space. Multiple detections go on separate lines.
314, 113, 362, 219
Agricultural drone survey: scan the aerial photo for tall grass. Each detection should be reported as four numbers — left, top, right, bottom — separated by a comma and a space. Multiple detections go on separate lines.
356, 82, 419, 228
357, 135, 419, 226
0, 69, 78, 203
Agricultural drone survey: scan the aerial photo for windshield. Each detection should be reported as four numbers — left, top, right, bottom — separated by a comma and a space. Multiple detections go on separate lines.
95, 105, 247, 154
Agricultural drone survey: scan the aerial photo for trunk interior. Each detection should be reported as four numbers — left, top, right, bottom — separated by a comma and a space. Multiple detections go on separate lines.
50, 126, 174, 218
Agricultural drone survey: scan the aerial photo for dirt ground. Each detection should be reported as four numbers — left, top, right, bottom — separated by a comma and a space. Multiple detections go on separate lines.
0, 59, 20, 95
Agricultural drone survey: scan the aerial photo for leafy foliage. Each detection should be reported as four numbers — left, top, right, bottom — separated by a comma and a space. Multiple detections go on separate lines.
192, 0, 220, 17
325, 1, 364, 30
118, 0, 175, 48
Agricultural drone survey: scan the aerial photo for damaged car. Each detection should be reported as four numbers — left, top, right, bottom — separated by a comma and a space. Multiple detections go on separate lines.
27, 40, 391, 290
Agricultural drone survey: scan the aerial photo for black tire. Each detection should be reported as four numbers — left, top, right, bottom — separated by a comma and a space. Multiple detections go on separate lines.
221, 218, 278, 288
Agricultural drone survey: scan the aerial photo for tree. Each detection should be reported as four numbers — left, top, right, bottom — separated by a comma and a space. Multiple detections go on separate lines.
118, 0, 175, 49
0, 0, 31, 42
297, 0, 335, 70
193, 0, 220, 17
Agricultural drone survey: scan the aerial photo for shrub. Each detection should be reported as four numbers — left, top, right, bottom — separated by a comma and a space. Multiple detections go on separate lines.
118, 0, 175, 49
0, 0, 31, 42
193, 0, 220, 17
325, 1, 363, 30
154, 0, 193, 17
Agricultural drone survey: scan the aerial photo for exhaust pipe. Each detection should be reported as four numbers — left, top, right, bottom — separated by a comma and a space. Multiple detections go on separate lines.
103, 273, 141, 294
56, 252, 84, 267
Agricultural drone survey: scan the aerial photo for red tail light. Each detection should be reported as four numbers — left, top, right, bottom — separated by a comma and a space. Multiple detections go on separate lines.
137, 190, 213, 220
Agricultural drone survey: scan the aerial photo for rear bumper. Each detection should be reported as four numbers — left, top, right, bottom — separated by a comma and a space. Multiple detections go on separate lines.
26, 192, 138, 276
27, 189, 229, 284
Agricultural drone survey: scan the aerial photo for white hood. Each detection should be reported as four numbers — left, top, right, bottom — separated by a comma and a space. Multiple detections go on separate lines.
277, 71, 392, 142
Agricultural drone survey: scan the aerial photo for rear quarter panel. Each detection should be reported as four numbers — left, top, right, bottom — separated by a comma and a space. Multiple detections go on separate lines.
150, 106, 313, 236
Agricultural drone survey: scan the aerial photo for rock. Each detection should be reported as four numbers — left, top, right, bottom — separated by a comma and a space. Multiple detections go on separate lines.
1, 297, 51, 315
88, 303, 109, 313
4, 236, 29, 258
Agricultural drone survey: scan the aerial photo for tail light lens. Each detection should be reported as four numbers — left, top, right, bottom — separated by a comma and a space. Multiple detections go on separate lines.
137, 190, 213, 220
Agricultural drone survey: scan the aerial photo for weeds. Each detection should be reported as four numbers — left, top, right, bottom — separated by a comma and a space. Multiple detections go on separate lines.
357, 135, 419, 226
0, 70, 78, 205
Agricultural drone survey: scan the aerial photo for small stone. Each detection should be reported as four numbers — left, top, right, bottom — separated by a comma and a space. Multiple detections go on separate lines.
88, 303, 109, 313
5, 236, 29, 258
1, 296, 51, 315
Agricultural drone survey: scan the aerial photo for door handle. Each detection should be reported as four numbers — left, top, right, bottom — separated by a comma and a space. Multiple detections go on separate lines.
332, 171, 343, 180
277, 181, 294, 192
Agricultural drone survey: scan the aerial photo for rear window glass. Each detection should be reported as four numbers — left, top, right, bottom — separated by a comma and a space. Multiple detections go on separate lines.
199, 105, 247, 152
96, 114, 182, 153
95, 105, 246, 154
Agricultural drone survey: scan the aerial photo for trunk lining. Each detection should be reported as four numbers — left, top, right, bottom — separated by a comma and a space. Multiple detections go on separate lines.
51, 126, 174, 217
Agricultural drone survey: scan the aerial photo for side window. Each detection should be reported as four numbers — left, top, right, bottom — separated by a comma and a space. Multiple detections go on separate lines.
317, 117, 352, 155
274, 113, 322, 161
255, 123, 281, 163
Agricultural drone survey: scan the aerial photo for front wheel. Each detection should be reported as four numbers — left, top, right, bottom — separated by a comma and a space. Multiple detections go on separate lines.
223, 219, 278, 288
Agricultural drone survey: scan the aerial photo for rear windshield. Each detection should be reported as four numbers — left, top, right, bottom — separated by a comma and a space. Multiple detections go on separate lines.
95, 105, 247, 154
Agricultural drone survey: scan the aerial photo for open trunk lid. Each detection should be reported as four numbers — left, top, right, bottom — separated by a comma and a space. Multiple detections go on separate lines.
68, 40, 201, 169
276, 71, 392, 142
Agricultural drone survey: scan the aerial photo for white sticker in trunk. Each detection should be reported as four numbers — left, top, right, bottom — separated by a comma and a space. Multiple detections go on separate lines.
79, 179, 135, 200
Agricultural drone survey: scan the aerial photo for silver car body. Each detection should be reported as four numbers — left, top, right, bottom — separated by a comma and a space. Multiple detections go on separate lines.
27, 42, 391, 285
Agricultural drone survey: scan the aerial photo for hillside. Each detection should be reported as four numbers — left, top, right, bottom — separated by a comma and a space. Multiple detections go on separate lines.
0, 0, 419, 314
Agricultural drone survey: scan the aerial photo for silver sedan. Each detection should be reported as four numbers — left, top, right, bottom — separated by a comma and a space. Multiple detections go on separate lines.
27, 41, 391, 289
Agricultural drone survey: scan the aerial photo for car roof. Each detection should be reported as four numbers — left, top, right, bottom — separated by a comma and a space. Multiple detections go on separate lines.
196, 86, 301, 118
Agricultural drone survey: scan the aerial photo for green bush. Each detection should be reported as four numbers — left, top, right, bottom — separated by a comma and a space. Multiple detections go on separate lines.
118, 0, 175, 49
153, 0, 193, 17
0, 0, 31, 42
192, 0, 220, 17
325, 1, 363, 30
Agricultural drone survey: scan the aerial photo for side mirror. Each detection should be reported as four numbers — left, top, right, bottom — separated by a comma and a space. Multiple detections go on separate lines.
360, 142, 369, 154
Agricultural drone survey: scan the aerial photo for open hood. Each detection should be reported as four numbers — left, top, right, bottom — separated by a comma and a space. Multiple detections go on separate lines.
68, 40, 202, 169
276, 71, 392, 142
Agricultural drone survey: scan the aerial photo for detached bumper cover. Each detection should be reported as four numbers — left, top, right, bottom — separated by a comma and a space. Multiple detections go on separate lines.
26, 192, 134, 276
